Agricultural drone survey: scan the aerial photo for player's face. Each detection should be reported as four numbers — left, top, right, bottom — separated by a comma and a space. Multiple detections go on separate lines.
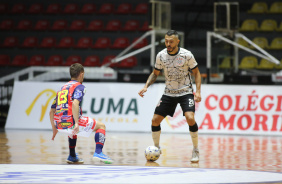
165, 35, 180, 54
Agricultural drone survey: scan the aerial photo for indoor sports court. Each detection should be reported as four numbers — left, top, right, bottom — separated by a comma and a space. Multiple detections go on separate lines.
1, 129, 282, 183
1, 0, 282, 183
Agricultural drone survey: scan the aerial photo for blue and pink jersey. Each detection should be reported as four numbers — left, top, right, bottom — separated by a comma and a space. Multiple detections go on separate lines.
51, 80, 86, 129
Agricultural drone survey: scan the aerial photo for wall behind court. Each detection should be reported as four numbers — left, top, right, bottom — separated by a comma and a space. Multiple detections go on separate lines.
6, 82, 282, 135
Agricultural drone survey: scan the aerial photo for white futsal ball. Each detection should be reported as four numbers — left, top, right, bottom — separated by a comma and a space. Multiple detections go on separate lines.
145, 146, 160, 161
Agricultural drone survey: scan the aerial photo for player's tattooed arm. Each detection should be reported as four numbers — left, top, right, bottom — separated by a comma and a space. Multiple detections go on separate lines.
145, 69, 160, 88
145, 73, 157, 88
139, 69, 160, 97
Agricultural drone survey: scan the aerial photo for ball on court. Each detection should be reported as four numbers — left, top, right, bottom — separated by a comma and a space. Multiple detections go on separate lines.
145, 146, 160, 161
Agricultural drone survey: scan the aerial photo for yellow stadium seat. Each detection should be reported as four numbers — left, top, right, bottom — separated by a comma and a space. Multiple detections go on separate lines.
269, 37, 282, 49
248, 2, 268, 13
259, 19, 277, 31
237, 37, 250, 48
275, 59, 282, 69
251, 37, 269, 49
277, 22, 282, 31
239, 19, 259, 31
269, 2, 282, 13
219, 57, 232, 69
256, 58, 275, 69
239, 56, 258, 69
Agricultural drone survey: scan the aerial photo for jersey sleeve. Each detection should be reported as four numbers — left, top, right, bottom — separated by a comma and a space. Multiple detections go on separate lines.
154, 52, 163, 71
188, 53, 198, 70
73, 84, 86, 101
50, 95, 57, 109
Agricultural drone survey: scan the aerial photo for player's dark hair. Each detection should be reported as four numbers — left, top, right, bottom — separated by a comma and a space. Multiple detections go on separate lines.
70, 63, 84, 79
166, 30, 179, 37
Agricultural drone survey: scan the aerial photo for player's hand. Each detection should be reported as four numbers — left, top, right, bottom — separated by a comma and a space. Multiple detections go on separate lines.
138, 87, 147, 98
51, 127, 58, 141
194, 91, 201, 102
72, 123, 79, 135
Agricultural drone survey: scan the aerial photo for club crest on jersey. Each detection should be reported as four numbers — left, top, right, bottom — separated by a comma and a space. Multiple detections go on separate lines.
175, 57, 185, 66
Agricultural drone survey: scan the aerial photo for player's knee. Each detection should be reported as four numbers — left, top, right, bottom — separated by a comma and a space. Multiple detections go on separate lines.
151, 118, 161, 126
94, 121, 106, 131
186, 115, 195, 125
100, 123, 106, 130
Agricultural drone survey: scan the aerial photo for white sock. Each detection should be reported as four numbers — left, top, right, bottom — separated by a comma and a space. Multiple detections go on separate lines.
190, 131, 198, 149
152, 130, 161, 148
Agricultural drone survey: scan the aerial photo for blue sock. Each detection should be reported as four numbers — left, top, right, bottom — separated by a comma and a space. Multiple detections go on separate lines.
95, 144, 103, 154
95, 129, 105, 154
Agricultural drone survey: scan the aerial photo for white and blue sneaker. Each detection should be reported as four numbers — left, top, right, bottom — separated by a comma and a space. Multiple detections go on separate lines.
66, 155, 84, 164
93, 152, 113, 164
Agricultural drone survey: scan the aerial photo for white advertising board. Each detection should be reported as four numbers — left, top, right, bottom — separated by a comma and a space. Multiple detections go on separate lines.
6, 81, 162, 132
162, 85, 282, 135
6, 82, 282, 135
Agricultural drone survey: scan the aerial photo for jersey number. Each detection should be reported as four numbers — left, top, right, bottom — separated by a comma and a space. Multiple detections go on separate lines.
57, 90, 68, 105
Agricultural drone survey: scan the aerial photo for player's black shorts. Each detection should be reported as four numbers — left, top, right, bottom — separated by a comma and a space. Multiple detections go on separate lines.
154, 94, 195, 117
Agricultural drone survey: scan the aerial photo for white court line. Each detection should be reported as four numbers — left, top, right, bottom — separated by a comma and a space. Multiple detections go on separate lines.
1, 164, 282, 183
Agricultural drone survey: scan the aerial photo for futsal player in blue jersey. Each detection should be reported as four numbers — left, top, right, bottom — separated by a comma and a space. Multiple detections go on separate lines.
49, 63, 113, 164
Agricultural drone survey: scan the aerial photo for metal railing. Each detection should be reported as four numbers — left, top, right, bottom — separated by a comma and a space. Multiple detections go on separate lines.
0, 84, 13, 126
0, 84, 13, 106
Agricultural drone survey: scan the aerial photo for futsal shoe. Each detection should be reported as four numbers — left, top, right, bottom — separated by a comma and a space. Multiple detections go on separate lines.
66, 155, 84, 164
190, 148, 199, 163
93, 152, 113, 164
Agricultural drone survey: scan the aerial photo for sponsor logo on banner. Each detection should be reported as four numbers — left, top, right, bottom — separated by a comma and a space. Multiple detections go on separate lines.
84, 98, 139, 124
6, 82, 152, 131
164, 88, 282, 134
9, 82, 282, 135
25, 89, 56, 122
199, 89, 282, 133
